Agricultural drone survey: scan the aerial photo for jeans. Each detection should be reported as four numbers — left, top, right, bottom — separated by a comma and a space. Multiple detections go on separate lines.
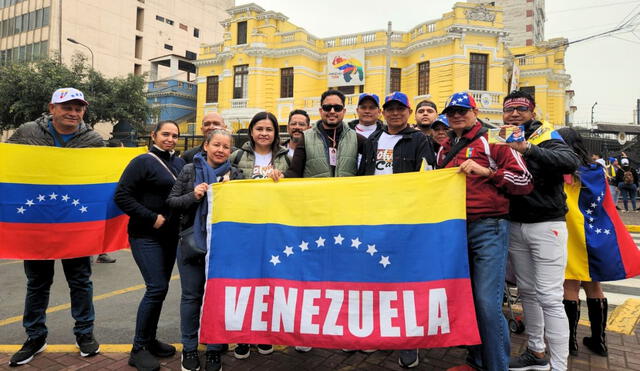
466, 218, 510, 371
23, 257, 95, 339
176, 247, 223, 352
509, 221, 569, 371
618, 182, 637, 211
130, 236, 177, 348
609, 184, 620, 206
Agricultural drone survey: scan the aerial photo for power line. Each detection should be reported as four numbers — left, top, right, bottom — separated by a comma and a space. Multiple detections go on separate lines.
548, 0, 640, 15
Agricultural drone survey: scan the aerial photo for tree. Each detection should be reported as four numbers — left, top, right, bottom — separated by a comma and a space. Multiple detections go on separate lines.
0, 54, 153, 132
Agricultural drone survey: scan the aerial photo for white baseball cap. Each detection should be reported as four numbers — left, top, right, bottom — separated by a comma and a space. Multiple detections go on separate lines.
50, 87, 89, 105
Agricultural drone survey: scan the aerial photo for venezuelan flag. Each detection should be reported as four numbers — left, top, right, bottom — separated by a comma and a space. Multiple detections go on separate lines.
527, 121, 563, 145
0, 143, 146, 260
565, 164, 640, 281
200, 169, 480, 349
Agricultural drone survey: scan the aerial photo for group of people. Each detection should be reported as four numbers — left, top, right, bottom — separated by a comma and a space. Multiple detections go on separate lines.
600, 154, 640, 212
5, 86, 613, 371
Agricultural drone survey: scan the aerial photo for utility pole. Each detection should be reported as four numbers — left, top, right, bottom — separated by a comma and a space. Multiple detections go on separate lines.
636, 99, 640, 125
385, 21, 392, 96
58, 0, 62, 63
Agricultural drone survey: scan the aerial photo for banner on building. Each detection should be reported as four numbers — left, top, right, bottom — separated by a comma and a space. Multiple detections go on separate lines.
327, 49, 366, 87
199, 169, 480, 349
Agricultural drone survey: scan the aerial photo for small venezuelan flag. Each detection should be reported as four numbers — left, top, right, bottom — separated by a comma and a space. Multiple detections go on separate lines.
0, 143, 146, 260
565, 164, 640, 281
200, 169, 480, 350
465, 148, 473, 158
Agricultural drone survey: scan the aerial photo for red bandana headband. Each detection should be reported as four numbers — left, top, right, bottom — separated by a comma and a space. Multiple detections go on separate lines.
504, 97, 534, 110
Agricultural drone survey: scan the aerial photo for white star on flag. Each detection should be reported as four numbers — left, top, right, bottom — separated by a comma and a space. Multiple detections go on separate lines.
379, 256, 391, 268
597, 196, 601, 202
595, 228, 602, 234
600, 192, 604, 197
49, 192, 57, 200
351, 237, 362, 249
589, 217, 594, 222
589, 224, 593, 229
604, 229, 611, 235
590, 203, 597, 208
457, 98, 463, 102
366, 244, 378, 256
61, 195, 70, 201
586, 209, 593, 215
25, 200, 34, 207
333, 234, 344, 245
79, 206, 88, 213
315, 236, 325, 247
37, 194, 46, 202
72, 199, 80, 206
269, 255, 281, 266
299, 241, 309, 251
283, 246, 294, 256
17, 206, 26, 214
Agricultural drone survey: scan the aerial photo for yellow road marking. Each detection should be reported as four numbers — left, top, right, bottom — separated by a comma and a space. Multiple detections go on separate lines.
626, 225, 640, 233
607, 298, 640, 335
0, 274, 180, 327
0, 260, 21, 266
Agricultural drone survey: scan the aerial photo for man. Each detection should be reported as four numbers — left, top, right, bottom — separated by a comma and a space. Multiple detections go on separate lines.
182, 112, 226, 164
615, 157, 639, 212
358, 92, 437, 368
414, 100, 438, 136
284, 89, 365, 178
348, 93, 384, 139
437, 92, 533, 371
592, 153, 606, 168
282, 109, 311, 159
8, 88, 103, 366
606, 157, 621, 209
502, 90, 580, 371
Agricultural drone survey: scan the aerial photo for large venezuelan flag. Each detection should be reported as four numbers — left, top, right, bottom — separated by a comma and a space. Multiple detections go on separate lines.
565, 164, 640, 281
200, 169, 480, 349
0, 143, 146, 260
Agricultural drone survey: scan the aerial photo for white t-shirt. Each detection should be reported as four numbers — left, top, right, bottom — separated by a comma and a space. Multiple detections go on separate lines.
252, 152, 274, 179
355, 123, 378, 139
374, 132, 402, 175
287, 144, 295, 160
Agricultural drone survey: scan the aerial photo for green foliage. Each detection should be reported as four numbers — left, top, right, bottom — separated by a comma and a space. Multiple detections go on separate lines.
0, 54, 153, 132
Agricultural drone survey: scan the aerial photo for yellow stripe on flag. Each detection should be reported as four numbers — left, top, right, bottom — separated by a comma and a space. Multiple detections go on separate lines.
211, 167, 466, 226
0, 143, 147, 184
564, 180, 592, 281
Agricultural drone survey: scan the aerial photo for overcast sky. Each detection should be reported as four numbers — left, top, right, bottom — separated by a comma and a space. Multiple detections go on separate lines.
236, 0, 640, 124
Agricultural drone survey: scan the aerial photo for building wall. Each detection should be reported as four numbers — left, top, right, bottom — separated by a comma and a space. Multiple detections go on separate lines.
0, 0, 233, 77
196, 2, 558, 130
469, 0, 545, 47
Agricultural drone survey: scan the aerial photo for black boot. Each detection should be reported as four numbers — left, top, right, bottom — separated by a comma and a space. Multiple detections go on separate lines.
583, 297, 608, 357
563, 299, 580, 356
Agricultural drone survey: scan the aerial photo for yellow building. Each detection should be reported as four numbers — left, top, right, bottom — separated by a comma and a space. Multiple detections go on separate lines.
195, 2, 571, 130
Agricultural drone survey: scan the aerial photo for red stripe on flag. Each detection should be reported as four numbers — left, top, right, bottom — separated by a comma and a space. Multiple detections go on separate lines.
200, 278, 479, 349
603, 185, 640, 278
0, 214, 130, 260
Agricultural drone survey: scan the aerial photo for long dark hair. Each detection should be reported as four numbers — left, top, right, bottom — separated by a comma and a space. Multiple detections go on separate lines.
248, 111, 281, 154
557, 127, 591, 166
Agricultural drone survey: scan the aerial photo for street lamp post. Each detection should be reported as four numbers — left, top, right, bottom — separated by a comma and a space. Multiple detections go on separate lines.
591, 101, 598, 128
66, 38, 94, 70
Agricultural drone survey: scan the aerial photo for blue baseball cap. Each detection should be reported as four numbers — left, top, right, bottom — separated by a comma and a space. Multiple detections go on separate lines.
431, 114, 449, 128
358, 93, 380, 107
609, 157, 617, 163
442, 92, 477, 114
383, 92, 410, 109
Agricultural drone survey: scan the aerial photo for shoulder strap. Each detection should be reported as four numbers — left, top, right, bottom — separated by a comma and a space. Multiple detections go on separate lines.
147, 152, 177, 181
439, 127, 487, 169
232, 149, 244, 167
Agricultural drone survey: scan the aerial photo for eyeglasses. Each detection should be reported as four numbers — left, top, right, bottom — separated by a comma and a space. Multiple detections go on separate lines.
503, 106, 531, 113
321, 104, 344, 112
444, 107, 470, 117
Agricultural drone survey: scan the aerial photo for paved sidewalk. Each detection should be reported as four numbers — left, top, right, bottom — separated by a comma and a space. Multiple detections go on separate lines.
1, 321, 638, 370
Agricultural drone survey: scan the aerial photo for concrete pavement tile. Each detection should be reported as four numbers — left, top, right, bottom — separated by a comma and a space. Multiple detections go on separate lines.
590, 354, 610, 369
628, 362, 640, 371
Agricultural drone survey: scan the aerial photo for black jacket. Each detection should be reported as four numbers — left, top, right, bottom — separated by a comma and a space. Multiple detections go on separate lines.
181, 144, 204, 164
508, 120, 581, 223
114, 146, 185, 239
358, 125, 436, 175
167, 160, 244, 230
615, 165, 639, 187
348, 119, 385, 137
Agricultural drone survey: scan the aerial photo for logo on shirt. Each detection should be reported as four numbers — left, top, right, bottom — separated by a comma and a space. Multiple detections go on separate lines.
253, 165, 274, 179
375, 149, 394, 171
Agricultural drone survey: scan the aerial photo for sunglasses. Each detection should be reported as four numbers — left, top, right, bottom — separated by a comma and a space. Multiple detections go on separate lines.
503, 106, 531, 113
445, 107, 470, 117
321, 104, 344, 113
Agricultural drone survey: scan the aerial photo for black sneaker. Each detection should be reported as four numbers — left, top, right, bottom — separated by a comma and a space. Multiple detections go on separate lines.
181, 349, 200, 371
96, 253, 116, 263
9, 336, 47, 366
398, 349, 419, 368
234, 344, 250, 359
257, 344, 273, 355
75, 333, 100, 357
148, 339, 176, 358
204, 350, 222, 371
508, 349, 550, 371
129, 347, 160, 371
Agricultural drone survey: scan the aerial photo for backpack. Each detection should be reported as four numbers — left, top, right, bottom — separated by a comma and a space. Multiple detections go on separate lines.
624, 170, 634, 184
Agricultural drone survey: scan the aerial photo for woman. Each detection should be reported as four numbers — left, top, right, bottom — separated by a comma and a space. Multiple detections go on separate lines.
167, 130, 243, 371
557, 127, 609, 357
230, 111, 289, 180
430, 114, 450, 152
114, 120, 184, 371
615, 157, 639, 212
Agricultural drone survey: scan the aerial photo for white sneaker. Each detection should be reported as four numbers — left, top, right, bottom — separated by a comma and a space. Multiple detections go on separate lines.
294, 346, 312, 352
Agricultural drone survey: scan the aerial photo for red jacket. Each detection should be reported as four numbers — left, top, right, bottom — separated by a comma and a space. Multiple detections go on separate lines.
437, 122, 533, 220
